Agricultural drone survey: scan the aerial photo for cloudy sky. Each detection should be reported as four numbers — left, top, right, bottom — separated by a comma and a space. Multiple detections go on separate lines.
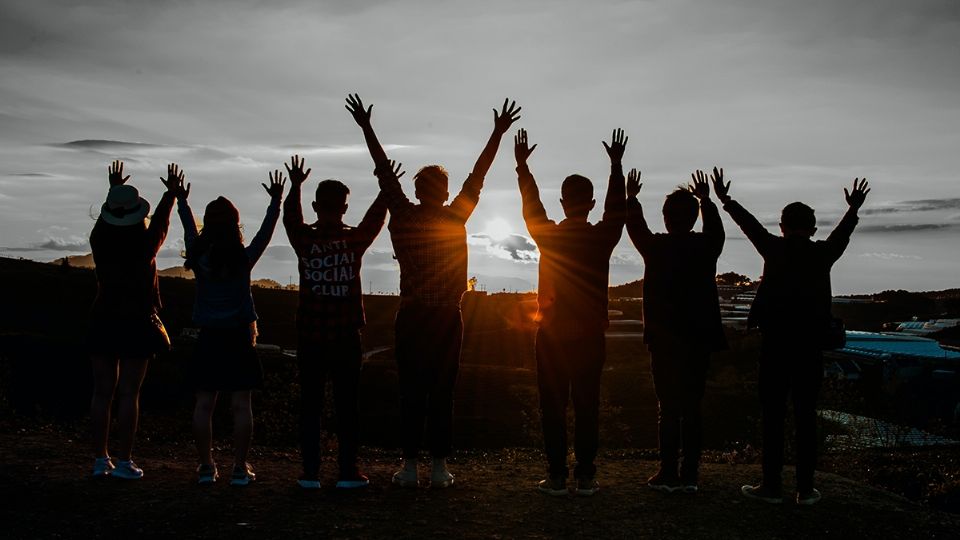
1, 0, 958, 294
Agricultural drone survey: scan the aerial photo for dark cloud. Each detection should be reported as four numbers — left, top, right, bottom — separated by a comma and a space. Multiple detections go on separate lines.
8, 172, 57, 178
54, 140, 236, 161
862, 198, 960, 215
2, 237, 89, 252
857, 223, 955, 234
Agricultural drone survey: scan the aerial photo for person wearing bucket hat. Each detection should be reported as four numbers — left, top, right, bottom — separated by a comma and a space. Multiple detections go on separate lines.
87, 160, 182, 480
177, 167, 284, 487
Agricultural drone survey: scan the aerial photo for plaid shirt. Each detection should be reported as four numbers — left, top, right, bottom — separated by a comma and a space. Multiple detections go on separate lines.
518, 163, 625, 335
283, 191, 387, 340
378, 168, 483, 308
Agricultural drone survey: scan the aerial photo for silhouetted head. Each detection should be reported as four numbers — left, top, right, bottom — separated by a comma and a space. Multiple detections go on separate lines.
560, 174, 595, 220
779, 201, 817, 238
312, 179, 350, 223
662, 188, 699, 233
414, 165, 449, 207
185, 196, 246, 276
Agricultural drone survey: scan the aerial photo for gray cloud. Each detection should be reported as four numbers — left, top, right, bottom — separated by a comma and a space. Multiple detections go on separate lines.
862, 198, 960, 215
856, 223, 955, 234
471, 233, 538, 262
2, 236, 89, 252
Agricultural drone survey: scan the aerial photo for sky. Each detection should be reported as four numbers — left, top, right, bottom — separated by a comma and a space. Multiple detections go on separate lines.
0, 0, 958, 294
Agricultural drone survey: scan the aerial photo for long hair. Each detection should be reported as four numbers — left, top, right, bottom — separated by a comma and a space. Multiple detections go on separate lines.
184, 197, 247, 279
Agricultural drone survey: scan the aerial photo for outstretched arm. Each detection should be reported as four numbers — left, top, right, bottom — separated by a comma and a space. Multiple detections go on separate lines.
346, 93, 390, 169
450, 98, 522, 221
149, 163, 183, 255
172, 170, 197, 247
375, 160, 417, 222
282, 154, 311, 237
825, 177, 869, 263
246, 170, 285, 268
625, 168, 653, 256
514, 128, 553, 239
713, 167, 774, 256
690, 169, 724, 257
355, 191, 388, 251
600, 129, 627, 233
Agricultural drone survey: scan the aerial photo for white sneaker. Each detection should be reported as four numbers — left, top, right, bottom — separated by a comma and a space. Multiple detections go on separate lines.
797, 488, 822, 506
392, 468, 419, 488
431, 468, 455, 489
91, 457, 115, 478
112, 460, 143, 480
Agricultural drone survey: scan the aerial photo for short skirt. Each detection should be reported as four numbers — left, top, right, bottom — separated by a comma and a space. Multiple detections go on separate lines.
191, 324, 263, 392
87, 312, 171, 358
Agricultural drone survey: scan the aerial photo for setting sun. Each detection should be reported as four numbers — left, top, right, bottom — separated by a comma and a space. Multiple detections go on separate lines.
485, 217, 513, 242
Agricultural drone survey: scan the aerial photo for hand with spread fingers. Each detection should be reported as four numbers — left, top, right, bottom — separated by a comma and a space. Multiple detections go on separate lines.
263, 170, 286, 200
285, 155, 312, 187
160, 163, 189, 198
514, 128, 537, 165
493, 98, 522, 134
602, 128, 628, 164
375, 159, 406, 183
627, 168, 643, 199
710, 166, 730, 204
108, 160, 130, 187
844, 178, 870, 210
689, 169, 710, 200
345, 93, 373, 128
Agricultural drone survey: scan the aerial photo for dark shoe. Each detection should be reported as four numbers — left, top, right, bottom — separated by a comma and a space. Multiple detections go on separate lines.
197, 463, 219, 485
537, 476, 568, 497
680, 469, 699, 494
575, 477, 600, 497
796, 488, 822, 506
230, 462, 256, 486
336, 471, 370, 489
647, 470, 682, 493
741, 483, 783, 504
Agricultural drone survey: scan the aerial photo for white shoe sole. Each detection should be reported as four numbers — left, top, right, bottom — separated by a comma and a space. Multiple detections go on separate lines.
648, 483, 681, 494
741, 485, 783, 504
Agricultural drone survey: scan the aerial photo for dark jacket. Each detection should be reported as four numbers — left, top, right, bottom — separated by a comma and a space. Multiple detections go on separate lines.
626, 196, 726, 351
723, 199, 859, 337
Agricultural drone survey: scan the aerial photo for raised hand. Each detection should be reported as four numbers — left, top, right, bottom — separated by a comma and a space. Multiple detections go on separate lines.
710, 166, 730, 203
345, 93, 373, 128
284, 155, 312, 187
375, 159, 406, 182
160, 163, 188, 198
108, 160, 130, 187
493, 98, 522, 134
844, 178, 870, 210
627, 168, 643, 198
602, 128, 628, 163
262, 169, 286, 199
689, 169, 710, 200
514, 128, 537, 164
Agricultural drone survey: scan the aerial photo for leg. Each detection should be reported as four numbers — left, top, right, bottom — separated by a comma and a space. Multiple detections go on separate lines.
330, 333, 363, 475
426, 308, 463, 459
90, 355, 119, 459
114, 357, 149, 461
571, 333, 605, 480
536, 329, 571, 479
231, 391, 253, 466
298, 344, 326, 479
792, 352, 823, 495
650, 347, 683, 478
680, 351, 709, 482
396, 307, 429, 461
193, 391, 219, 465
758, 340, 789, 493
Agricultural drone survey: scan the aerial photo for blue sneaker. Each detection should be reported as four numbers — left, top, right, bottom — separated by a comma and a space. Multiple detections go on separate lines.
112, 460, 143, 480
91, 457, 115, 478
197, 463, 219, 485
230, 463, 256, 486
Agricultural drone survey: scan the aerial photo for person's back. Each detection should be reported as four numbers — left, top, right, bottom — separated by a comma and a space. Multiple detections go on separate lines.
91, 221, 162, 318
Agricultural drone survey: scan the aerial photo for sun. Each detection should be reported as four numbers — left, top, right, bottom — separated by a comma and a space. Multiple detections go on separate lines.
485, 217, 513, 242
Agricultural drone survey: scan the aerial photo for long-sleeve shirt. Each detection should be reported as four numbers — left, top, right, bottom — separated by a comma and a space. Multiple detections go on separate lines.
90, 190, 174, 320
723, 198, 859, 335
377, 169, 484, 308
178, 197, 280, 327
284, 189, 387, 340
626, 196, 726, 351
518, 163, 625, 336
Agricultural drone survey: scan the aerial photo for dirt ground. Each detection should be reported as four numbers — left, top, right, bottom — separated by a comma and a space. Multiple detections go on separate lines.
1, 428, 958, 539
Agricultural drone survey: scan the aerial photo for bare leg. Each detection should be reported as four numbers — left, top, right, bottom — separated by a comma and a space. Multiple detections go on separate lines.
193, 391, 219, 465
114, 357, 150, 461
90, 355, 119, 458
231, 391, 253, 466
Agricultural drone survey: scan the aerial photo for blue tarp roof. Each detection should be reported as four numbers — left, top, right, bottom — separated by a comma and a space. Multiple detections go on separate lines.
839, 331, 960, 360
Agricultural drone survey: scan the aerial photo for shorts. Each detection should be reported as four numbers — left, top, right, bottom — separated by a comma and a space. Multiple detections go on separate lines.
86, 312, 170, 358
191, 325, 263, 392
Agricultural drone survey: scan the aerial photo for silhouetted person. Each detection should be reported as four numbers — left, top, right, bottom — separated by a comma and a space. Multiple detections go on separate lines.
349, 94, 521, 487
514, 128, 627, 497
87, 160, 178, 479
715, 169, 870, 505
283, 153, 387, 490
626, 169, 726, 494
177, 169, 284, 486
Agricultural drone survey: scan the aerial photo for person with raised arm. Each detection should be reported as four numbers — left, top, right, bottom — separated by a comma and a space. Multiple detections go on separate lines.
625, 168, 726, 494
348, 93, 521, 488
283, 152, 387, 490
177, 168, 284, 486
513, 127, 627, 497
714, 168, 870, 506
87, 161, 178, 480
